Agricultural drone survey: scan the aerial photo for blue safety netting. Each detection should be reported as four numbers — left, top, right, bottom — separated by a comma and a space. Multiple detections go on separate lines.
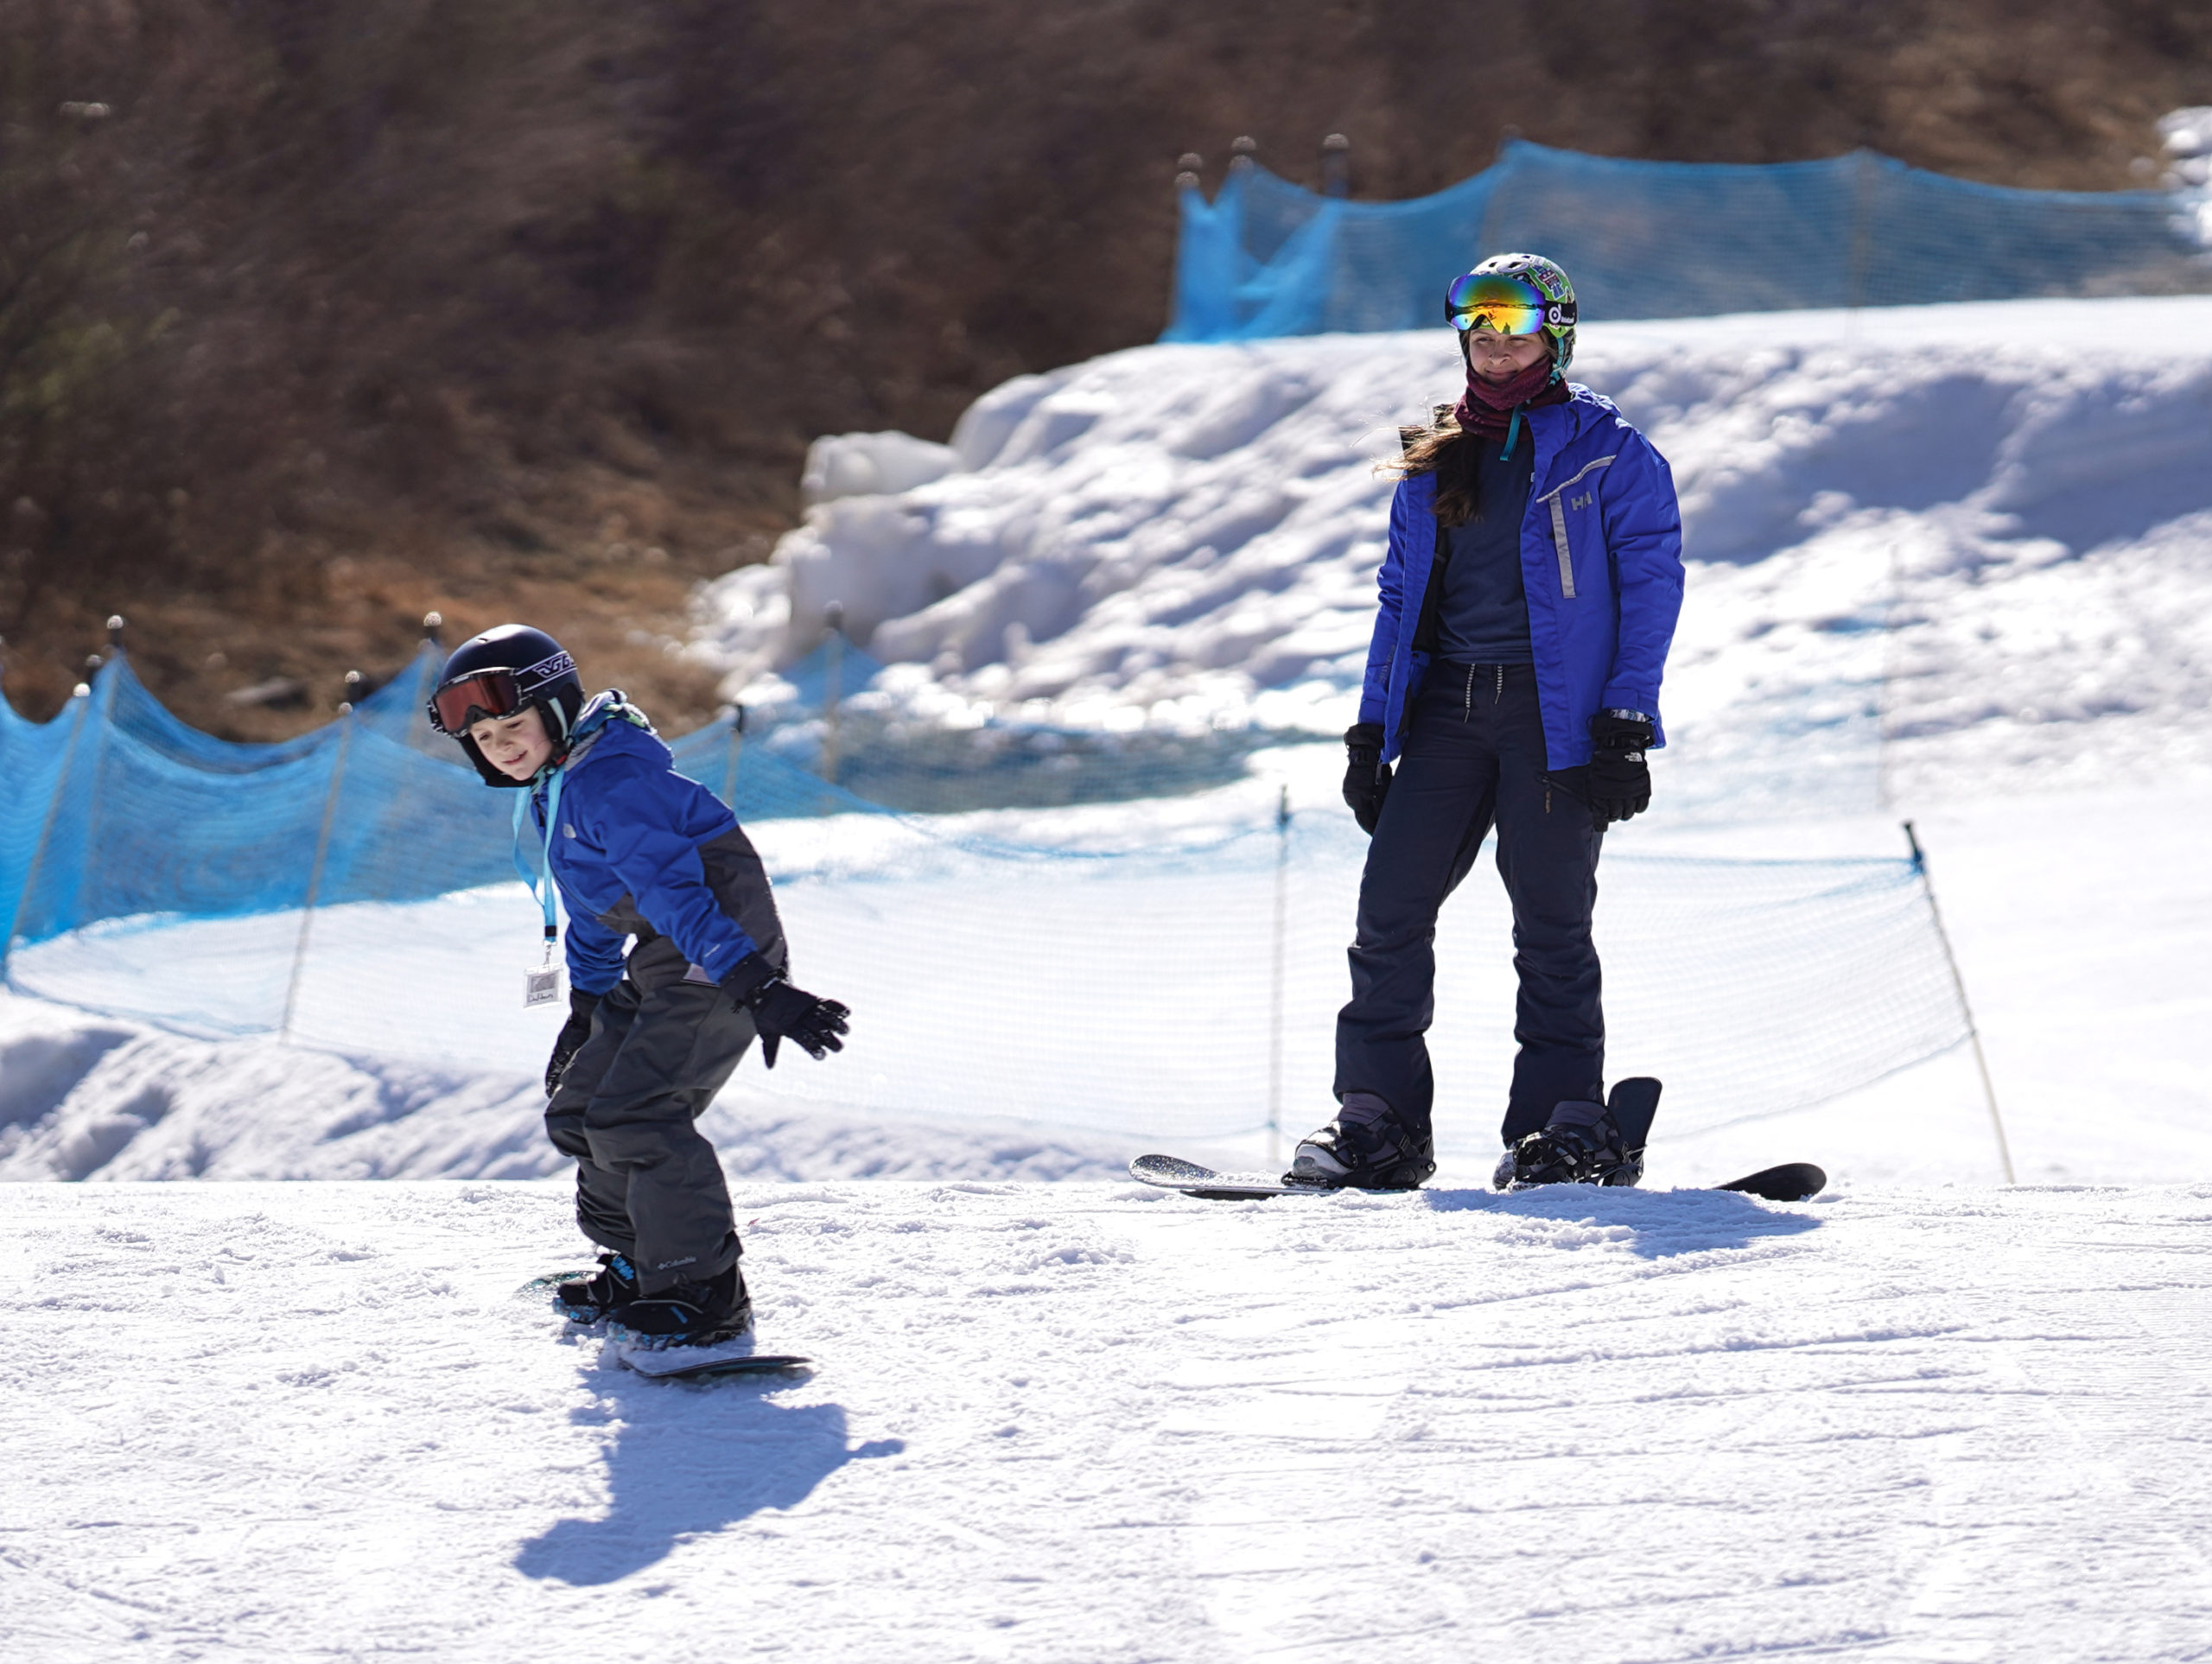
1, 651, 1974, 1146
1166, 139, 2212, 341
0, 651, 874, 962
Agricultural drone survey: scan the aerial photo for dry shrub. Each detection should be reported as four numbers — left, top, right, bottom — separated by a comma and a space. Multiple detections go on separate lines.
1, 0, 2205, 731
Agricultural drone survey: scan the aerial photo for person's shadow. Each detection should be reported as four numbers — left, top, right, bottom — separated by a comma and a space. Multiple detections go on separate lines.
515, 1362, 903, 1586
1422, 1183, 1824, 1260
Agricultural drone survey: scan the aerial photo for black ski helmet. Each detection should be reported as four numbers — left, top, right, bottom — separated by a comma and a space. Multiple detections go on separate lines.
428, 624, 586, 787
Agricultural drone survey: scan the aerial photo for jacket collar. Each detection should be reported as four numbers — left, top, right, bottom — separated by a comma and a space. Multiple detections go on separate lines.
536, 690, 655, 789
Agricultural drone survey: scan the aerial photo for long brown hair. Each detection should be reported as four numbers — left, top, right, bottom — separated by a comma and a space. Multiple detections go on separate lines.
1385, 416, 1484, 529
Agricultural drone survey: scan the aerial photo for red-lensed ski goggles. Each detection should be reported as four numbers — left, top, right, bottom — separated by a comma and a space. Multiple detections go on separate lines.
1445, 271, 1575, 336
426, 651, 575, 735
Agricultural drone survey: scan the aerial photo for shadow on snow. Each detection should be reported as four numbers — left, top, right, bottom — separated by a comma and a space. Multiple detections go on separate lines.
1421, 1184, 1824, 1259
514, 1362, 904, 1586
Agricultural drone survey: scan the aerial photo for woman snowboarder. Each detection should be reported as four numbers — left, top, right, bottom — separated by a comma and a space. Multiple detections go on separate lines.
429, 625, 849, 1344
1293, 253, 1684, 1192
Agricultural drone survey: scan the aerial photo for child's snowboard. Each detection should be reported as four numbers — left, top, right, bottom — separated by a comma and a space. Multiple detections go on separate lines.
617, 1341, 813, 1381
516, 1273, 815, 1379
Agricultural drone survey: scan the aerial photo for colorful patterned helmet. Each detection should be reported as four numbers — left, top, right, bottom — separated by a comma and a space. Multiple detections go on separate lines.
1446, 252, 1578, 372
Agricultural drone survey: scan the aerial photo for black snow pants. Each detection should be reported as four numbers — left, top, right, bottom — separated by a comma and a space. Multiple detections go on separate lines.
1334, 663, 1605, 1149
543, 830, 785, 1293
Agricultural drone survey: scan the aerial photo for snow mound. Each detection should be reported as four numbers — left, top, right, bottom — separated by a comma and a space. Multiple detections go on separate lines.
802, 429, 960, 505
691, 297, 2212, 800
7, 1177, 2209, 1661
0, 989, 1154, 1185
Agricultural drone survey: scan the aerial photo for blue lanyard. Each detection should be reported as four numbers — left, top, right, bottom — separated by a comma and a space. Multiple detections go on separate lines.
512, 765, 565, 957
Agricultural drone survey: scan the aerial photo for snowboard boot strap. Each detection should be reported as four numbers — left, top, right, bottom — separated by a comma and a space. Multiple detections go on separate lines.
611, 1263, 754, 1350
1288, 1093, 1437, 1191
553, 1253, 639, 1324
1505, 1099, 1643, 1189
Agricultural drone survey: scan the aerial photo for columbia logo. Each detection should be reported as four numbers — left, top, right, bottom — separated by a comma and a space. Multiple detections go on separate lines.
1569, 492, 1593, 511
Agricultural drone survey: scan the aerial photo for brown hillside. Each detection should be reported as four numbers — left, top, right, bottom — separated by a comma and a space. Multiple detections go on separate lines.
3, 0, 2208, 734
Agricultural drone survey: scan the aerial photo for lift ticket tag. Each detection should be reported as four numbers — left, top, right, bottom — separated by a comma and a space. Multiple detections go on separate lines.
524, 960, 563, 1008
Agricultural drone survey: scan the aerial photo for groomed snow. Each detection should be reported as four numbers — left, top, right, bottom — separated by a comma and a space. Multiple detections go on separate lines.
8, 1178, 2209, 1661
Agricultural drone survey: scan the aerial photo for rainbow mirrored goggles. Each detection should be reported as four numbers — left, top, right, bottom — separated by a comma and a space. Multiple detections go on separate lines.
1445, 272, 1576, 335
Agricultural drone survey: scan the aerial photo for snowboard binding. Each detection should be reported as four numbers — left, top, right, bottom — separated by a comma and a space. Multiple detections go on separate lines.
1497, 1078, 1661, 1191
1287, 1094, 1436, 1191
549, 1253, 639, 1327
608, 1263, 754, 1351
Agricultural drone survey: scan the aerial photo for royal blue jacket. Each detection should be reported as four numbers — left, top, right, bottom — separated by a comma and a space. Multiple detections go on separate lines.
1360, 387, 1686, 768
526, 695, 760, 995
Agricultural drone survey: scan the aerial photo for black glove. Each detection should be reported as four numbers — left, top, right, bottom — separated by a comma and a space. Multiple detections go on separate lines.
1342, 722, 1393, 835
1585, 709, 1654, 827
544, 988, 601, 1098
721, 951, 850, 1069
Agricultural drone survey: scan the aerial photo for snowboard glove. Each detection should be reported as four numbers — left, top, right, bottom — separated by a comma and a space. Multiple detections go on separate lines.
721, 951, 850, 1068
1584, 708, 1654, 827
544, 988, 601, 1098
1342, 721, 1393, 835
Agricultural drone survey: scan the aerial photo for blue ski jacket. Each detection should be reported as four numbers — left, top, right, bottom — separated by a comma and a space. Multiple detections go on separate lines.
1359, 387, 1686, 768
526, 695, 763, 996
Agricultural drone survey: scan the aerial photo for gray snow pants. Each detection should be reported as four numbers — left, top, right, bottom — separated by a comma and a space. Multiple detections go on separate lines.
543, 827, 786, 1294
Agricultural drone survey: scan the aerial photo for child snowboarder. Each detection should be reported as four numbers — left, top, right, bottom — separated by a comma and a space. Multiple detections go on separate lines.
429, 624, 849, 1344
1294, 253, 1684, 1193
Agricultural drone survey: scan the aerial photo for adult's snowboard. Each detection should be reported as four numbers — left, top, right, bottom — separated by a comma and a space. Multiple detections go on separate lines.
1127, 1153, 1332, 1199
1713, 1163, 1828, 1203
1128, 1153, 1827, 1204
1131, 1076, 1822, 1203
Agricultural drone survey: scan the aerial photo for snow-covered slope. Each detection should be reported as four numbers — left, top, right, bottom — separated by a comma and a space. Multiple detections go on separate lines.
8, 1178, 2209, 1662
693, 297, 2212, 808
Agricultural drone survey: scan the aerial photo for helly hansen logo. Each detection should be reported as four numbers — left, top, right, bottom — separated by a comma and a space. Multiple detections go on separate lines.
1569, 492, 1593, 511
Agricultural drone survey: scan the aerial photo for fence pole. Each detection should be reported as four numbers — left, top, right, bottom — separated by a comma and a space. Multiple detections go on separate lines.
822, 602, 845, 787
280, 712, 355, 1043
1876, 538, 1900, 811
1846, 149, 1878, 314
1321, 132, 1351, 199
1903, 820, 2016, 1184
1266, 784, 1292, 1168
0, 687, 93, 981
721, 702, 747, 807
60, 656, 120, 943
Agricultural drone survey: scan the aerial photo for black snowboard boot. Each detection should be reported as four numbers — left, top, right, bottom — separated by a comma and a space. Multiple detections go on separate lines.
550, 1253, 639, 1326
1287, 1093, 1436, 1190
1497, 1097, 1644, 1190
609, 1263, 753, 1349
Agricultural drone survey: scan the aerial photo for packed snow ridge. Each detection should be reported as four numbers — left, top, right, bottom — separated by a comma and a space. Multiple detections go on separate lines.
691, 296, 2212, 797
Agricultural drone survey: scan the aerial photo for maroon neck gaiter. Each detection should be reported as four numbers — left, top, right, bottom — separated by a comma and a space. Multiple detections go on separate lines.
1452, 357, 1569, 437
